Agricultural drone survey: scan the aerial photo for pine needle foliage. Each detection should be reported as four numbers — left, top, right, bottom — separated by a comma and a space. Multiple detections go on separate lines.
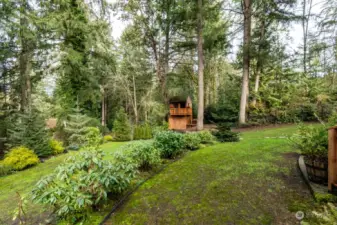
112, 108, 131, 141
64, 107, 92, 148
7, 111, 52, 157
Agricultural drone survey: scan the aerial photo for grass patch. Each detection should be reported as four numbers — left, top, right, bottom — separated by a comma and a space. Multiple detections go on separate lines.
0, 142, 125, 225
106, 126, 316, 225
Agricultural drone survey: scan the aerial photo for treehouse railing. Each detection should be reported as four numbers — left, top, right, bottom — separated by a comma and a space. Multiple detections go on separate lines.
328, 126, 337, 192
169, 107, 192, 116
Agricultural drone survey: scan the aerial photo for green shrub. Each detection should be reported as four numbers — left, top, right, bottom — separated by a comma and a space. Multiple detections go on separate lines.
289, 124, 328, 159
197, 130, 216, 144
115, 141, 160, 170
7, 111, 52, 157
133, 124, 152, 140
32, 150, 137, 223
49, 139, 65, 155
213, 123, 240, 142
0, 162, 13, 176
3, 146, 39, 170
112, 108, 131, 141
152, 121, 169, 135
82, 127, 102, 149
154, 131, 185, 159
184, 132, 202, 150
103, 135, 113, 142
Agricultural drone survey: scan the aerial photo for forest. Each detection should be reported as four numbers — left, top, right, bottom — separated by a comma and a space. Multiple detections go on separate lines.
1, 0, 337, 224
2, 0, 337, 145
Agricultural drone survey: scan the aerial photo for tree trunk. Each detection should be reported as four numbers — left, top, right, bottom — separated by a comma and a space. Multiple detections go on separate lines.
19, 0, 32, 113
251, 19, 265, 107
239, 0, 252, 125
197, 0, 204, 131
101, 88, 105, 126
302, 0, 313, 75
251, 71, 260, 106
132, 74, 138, 124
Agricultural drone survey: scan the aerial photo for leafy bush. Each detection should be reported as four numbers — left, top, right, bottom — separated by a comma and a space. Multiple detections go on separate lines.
49, 139, 65, 155
115, 141, 161, 170
103, 135, 113, 142
3, 146, 39, 170
197, 130, 216, 144
7, 111, 52, 157
0, 162, 13, 176
112, 107, 131, 141
213, 123, 240, 142
152, 121, 169, 136
133, 124, 152, 140
184, 132, 201, 150
154, 131, 185, 158
32, 150, 137, 223
289, 124, 328, 159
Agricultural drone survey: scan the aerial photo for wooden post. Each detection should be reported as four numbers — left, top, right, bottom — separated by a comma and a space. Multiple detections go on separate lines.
328, 126, 337, 192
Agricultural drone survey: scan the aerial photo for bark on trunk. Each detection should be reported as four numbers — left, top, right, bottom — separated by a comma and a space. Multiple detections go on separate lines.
197, 0, 204, 131
239, 0, 252, 125
101, 88, 105, 126
132, 74, 138, 124
251, 19, 265, 107
19, 0, 32, 113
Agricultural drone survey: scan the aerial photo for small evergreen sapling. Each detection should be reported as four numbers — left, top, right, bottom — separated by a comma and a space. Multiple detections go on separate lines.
64, 107, 92, 148
112, 108, 131, 141
213, 123, 240, 142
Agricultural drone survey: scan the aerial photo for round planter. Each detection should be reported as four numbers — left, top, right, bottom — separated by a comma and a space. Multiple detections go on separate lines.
304, 156, 328, 185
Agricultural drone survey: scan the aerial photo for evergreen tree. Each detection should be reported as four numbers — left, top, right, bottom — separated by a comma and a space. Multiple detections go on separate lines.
64, 107, 92, 148
7, 110, 52, 157
112, 108, 131, 141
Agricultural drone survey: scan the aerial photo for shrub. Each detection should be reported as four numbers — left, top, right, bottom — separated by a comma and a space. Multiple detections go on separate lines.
289, 124, 328, 159
184, 132, 201, 150
115, 141, 161, 170
112, 108, 131, 141
3, 146, 39, 170
82, 127, 102, 149
49, 139, 65, 155
32, 150, 137, 223
197, 130, 216, 144
7, 111, 52, 157
152, 121, 169, 136
213, 123, 240, 142
154, 131, 185, 158
133, 124, 152, 140
0, 162, 13, 176
103, 135, 113, 142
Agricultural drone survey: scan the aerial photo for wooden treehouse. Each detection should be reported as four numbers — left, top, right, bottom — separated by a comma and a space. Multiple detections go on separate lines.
168, 96, 196, 131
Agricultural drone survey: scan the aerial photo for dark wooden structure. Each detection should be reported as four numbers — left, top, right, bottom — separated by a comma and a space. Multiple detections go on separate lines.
328, 125, 337, 193
168, 96, 196, 131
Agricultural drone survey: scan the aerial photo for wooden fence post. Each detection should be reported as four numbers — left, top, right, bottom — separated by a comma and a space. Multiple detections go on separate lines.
328, 127, 337, 192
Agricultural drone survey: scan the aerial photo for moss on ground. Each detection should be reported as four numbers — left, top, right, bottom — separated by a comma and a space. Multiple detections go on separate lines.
106, 126, 316, 225
0, 142, 125, 225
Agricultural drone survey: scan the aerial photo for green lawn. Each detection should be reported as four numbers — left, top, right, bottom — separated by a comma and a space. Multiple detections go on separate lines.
106, 125, 316, 225
0, 142, 126, 225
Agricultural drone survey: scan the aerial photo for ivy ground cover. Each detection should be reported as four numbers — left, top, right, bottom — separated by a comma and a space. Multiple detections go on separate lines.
107, 125, 316, 225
